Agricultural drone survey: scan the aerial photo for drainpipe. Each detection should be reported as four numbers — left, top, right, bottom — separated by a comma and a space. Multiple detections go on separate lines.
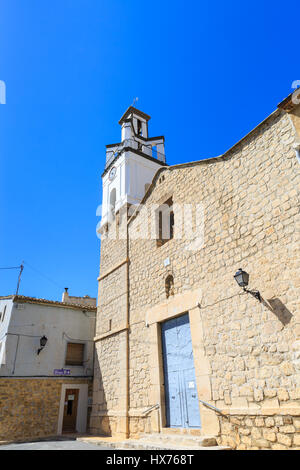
125, 207, 130, 438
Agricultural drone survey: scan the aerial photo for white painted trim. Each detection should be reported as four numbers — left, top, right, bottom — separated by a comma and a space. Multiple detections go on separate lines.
57, 383, 88, 435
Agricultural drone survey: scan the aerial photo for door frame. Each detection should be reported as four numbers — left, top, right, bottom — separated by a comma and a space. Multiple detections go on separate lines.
146, 287, 219, 436
57, 383, 88, 435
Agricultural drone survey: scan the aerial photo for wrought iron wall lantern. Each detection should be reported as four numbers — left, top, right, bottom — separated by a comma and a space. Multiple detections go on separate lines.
37, 335, 48, 355
234, 268, 261, 302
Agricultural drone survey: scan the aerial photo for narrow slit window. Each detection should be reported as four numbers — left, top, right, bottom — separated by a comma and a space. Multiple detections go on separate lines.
158, 211, 163, 242
170, 210, 174, 239
109, 188, 116, 218
165, 275, 174, 299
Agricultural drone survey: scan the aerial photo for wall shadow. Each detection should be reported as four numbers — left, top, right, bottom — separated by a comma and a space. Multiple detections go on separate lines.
261, 297, 293, 326
90, 350, 110, 436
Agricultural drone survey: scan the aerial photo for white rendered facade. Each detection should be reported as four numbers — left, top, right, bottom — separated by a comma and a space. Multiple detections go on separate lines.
0, 295, 96, 436
0, 296, 96, 377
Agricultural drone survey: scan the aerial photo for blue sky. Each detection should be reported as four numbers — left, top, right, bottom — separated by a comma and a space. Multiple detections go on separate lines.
0, 0, 299, 300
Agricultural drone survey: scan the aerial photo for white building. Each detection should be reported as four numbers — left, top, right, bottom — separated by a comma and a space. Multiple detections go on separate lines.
0, 292, 96, 441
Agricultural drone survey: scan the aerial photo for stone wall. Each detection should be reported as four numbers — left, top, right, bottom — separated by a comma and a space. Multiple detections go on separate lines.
94, 104, 300, 448
217, 414, 300, 449
127, 108, 300, 447
91, 205, 129, 438
92, 336, 121, 418
0, 378, 92, 442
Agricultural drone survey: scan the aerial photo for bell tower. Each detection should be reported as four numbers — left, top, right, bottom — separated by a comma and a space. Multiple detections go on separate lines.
100, 106, 166, 228
91, 107, 166, 439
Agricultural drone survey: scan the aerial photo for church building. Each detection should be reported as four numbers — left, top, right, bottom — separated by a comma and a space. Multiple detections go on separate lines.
91, 92, 300, 450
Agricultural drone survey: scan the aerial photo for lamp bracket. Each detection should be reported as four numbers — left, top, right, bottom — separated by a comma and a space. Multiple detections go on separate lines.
243, 287, 261, 302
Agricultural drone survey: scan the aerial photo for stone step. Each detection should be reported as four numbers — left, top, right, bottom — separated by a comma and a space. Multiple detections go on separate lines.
78, 435, 231, 451
119, 439, 230, 451
138, 432, 218, 447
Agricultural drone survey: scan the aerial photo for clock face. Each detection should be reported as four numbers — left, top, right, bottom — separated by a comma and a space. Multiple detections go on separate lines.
109, 166, 117, 180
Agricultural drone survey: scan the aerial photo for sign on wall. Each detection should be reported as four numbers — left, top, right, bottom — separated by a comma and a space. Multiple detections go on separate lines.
54, 368, 71, 376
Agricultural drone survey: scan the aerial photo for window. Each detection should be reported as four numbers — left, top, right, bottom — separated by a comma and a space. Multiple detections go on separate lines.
65, 343, 85, 366
109, 188, 116, 218
165, 275, 174, 299
137, 119, 142, 136
158, 211, 163, 242
170, 210, 174, 239
156, 198, 174, 247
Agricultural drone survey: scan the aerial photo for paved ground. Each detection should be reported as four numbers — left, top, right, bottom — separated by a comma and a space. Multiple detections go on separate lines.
0, 437, 111, 450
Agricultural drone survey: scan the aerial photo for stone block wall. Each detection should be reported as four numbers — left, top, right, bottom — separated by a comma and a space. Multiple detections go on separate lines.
92, 206, 129, 437
94, 104, 300, 448
0, 378, 92, 442
126, 108, 300, 446
217, 414, 300, 449
92, 336, 121, 416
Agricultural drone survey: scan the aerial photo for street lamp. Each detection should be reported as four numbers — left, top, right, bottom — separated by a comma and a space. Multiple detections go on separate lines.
234, 268, 261, 302
37, 335, 48, 355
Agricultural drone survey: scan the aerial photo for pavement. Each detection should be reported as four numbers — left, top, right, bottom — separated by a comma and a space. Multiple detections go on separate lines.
0, 436, 112, 450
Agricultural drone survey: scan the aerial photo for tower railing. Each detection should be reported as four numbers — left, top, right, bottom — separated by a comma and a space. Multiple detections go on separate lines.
105, 138, 165, 169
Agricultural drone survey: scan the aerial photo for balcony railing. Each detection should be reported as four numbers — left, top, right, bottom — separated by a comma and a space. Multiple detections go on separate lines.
105, 138, 165, 169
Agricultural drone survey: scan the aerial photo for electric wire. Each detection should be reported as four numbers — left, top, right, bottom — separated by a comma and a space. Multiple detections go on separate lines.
0, 266, 21, 270
22, 261, 65, 290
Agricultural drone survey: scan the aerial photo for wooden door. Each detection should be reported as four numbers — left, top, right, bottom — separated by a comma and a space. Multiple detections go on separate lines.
62, 389, 79, 432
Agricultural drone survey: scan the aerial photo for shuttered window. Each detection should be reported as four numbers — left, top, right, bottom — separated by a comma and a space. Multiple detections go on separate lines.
65, 343, 85, 366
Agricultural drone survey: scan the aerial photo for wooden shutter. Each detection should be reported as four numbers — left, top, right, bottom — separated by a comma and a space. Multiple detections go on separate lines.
65, 343, 84, 366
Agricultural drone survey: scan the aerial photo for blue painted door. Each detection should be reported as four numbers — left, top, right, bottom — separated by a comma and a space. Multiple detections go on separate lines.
161, 313, 201, 428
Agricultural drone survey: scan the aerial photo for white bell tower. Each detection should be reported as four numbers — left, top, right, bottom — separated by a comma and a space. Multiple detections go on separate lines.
100, 106, 166, 228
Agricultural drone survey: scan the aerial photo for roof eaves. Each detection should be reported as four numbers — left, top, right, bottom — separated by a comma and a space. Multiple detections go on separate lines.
277, 91, 299, 112
118, 106, 151, 125
12, 295, 97, 312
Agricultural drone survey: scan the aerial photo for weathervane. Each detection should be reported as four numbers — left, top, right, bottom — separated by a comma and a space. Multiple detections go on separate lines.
132, 97, 139, 107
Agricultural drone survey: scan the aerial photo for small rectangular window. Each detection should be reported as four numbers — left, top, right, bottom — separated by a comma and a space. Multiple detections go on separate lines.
65, 343, 85, 366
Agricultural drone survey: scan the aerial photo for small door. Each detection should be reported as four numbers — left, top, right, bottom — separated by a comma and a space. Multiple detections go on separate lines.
62, 389, 79, 432
162, 313, 201, 429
